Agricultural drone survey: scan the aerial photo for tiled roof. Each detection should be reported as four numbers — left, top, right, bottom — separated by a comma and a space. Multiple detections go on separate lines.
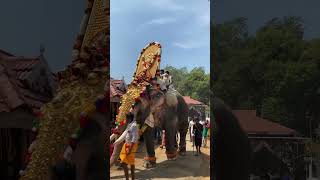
0, 51, 52, 112
110, 78, 126, 98
232, 110, 297, 136
0, 49, 14, 57
183, 96, 204, 105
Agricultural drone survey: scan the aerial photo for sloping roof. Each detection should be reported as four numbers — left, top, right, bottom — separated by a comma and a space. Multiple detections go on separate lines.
183, 96, 204, 105
232, 110, 297, 136
110, 78, 126, 98
0, 51, 52, 112
0, 49, 14, 57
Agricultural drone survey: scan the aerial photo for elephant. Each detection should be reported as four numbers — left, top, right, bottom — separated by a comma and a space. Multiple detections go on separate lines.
211, 97, 252, 180
49, 110, 109, 180
110, 87, 189, 168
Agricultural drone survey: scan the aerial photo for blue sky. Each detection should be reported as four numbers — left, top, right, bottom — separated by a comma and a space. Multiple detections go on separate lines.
111, 0, 210, 83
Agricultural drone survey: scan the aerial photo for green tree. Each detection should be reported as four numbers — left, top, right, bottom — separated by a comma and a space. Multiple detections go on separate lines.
211, 16, 320, 135
164, 66, 210, 105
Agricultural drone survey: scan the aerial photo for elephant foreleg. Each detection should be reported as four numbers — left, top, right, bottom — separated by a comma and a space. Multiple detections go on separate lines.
164, 121, 178, 160
143, 126, 156, 168
178, 128, 187, 155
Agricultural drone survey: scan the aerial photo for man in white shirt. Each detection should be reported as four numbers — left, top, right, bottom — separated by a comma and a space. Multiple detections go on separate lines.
156, 73, 167, 92
120, 113, 139, 180
189, 119, 195, 143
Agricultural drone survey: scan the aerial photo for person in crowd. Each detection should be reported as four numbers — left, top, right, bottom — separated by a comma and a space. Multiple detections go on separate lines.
160, 69, 165, 76
154, 69, 167, 92
164, 71, 173, 89
202, 119, 209, 147
193, 117, 203, 156
188, 118, 195, 144
157, 77, 167, 92
120, 113, 139, 180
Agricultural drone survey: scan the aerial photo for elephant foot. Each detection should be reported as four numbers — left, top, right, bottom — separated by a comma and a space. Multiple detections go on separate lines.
143, 156, 156, 169
178, 147, 186, 156
166, 151, 178, 160
179, 151, 186, 156
168, 156, 177, 161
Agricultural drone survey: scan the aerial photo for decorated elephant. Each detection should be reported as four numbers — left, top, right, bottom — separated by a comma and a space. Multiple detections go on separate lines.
110, 87, 189, 168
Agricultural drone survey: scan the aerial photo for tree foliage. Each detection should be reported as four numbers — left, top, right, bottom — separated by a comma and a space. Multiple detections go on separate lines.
164, 66, 210, 105
212, 16, 320, 135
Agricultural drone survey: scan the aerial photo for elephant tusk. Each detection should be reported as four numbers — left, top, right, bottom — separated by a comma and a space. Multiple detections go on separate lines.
114, 129, 128, 145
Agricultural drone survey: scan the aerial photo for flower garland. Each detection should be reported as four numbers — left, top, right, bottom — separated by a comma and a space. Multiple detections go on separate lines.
20, 92, 108, 177
56, 93, 108, 164
111, 85, 149, 136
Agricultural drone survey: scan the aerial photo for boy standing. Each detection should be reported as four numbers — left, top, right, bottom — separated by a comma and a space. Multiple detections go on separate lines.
120, 113, 139, 180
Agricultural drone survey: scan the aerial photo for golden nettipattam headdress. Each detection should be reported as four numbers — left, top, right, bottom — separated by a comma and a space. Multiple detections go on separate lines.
115, 42, 161, 126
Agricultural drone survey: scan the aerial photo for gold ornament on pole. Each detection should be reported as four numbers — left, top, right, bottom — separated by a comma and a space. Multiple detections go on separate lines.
115, 42, 161, 126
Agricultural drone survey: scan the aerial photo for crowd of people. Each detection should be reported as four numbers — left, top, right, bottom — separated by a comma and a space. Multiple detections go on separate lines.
188, 107, 210, 156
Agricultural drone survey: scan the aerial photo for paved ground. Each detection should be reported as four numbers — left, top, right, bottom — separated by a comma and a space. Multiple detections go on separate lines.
110, 133, 210, 180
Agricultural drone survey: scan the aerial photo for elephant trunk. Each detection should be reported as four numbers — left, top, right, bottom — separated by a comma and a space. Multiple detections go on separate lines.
110, 141, 124, 166
109, 126, 128, 166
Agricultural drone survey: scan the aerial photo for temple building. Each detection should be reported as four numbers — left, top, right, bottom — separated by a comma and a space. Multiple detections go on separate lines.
0, 48, 57, 179
183, 96, 208, 120
232, 110, 309, 179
